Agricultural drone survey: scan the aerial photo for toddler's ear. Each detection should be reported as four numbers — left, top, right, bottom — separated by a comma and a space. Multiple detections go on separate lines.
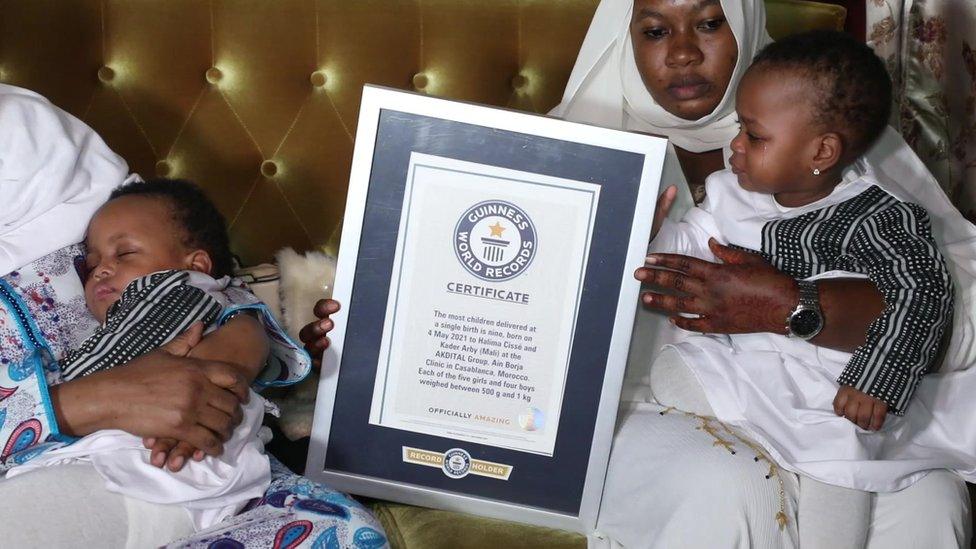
185, 250, 214, 276
812, 132, 844, 173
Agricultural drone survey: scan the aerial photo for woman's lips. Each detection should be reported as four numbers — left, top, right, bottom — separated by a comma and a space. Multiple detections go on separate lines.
667, 75, 711, 101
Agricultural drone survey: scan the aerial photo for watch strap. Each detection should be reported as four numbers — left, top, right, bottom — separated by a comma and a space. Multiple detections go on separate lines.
797, 279, 820, 311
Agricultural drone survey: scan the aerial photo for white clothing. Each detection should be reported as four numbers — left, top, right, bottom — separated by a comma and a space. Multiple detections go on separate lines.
868, 470, 972, 548
652, 168, 974, 493
866, 128, 976, 376
7, 391, 270, 531
651, 347, 872, 549
798, 477, 871, 549
0, 462, 195, 548
590, 352, 970, 549
648, 347, 713, 416
590, 400, 801, 549
554, 1, 973, 544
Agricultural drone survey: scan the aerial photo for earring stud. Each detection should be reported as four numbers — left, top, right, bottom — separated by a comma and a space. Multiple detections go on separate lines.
812, 168, 821, 176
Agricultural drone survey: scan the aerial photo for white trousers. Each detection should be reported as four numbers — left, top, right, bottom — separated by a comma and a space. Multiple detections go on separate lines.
591, 349, 971, 549
0, 463, 194, 548
651, 348, 871, 549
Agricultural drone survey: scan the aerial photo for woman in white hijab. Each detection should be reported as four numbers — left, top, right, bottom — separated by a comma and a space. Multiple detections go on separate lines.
550, 1, 976, 547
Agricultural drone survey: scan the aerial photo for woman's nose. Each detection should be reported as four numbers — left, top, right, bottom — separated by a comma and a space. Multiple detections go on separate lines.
666, 32, 704, 67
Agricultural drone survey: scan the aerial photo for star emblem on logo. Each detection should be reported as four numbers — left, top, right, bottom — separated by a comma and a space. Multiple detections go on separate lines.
488, 221, 506, 238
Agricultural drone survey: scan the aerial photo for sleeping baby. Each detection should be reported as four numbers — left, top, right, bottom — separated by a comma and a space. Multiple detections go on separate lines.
7, 178, 308, 530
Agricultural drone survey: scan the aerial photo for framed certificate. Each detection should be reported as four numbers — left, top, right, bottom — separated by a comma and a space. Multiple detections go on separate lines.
307, 85, 666, 534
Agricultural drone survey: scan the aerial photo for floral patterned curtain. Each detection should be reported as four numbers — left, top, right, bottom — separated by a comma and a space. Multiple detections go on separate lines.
868, 0, 976, 223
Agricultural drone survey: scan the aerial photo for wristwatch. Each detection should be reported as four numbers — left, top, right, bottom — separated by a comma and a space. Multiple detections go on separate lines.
786, 280, 823, 340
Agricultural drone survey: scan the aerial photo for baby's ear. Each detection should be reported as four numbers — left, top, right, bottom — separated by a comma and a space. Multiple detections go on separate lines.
185, 250, 214, 276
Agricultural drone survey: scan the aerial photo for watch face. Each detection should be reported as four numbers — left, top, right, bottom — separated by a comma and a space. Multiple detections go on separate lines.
790, 308, 823, 338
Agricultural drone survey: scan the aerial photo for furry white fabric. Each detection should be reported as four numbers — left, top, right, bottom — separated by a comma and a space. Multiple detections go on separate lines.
275, 247, 336, 341
272, 247, 337, 441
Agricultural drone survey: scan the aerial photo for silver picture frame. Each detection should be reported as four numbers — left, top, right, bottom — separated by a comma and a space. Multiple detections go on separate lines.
306, 85, 665, 534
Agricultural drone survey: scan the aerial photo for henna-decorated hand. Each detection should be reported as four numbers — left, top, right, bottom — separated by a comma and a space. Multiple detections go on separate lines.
833, 385, 889, 431
635, 238, 798, 335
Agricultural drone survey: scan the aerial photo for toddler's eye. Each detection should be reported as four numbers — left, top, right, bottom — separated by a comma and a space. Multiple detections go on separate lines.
117, 250, 136, 259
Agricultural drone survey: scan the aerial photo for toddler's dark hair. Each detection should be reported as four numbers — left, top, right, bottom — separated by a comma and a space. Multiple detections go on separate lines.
109, 178, 234, 278
751, 30, 892, 157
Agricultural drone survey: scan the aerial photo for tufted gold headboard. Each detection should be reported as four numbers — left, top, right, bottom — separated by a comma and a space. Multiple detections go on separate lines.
0, 0, 843, 265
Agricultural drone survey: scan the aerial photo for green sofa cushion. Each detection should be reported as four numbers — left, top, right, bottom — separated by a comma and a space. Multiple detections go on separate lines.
370, 502, 586, 549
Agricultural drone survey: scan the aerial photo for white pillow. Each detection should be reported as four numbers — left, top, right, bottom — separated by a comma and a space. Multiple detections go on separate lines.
0, 84, 130, 275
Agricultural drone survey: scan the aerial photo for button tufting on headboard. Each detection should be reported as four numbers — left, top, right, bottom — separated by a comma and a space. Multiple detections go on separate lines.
261, 160, 279, 178
97, 66, 115, 83
205, 67, 224, 85
511, 73, 528, 91
310, 71, 328, 89
155, 160, 172, 178
412, 73, 429, 91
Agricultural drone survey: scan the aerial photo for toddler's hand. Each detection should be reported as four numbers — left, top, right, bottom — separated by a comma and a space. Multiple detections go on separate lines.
833, 386, 888, 431
143, 437, 206, 472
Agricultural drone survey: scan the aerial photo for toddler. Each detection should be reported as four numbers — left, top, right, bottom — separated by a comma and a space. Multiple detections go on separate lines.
647, 31, 962, 548
8, 179, 308, 530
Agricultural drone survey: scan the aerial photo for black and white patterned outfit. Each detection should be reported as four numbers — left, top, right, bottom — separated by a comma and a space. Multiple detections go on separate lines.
59, 269, 310, 387
650, 166, 966, 492
60, 270, 223, 380
757, 185, 953, 414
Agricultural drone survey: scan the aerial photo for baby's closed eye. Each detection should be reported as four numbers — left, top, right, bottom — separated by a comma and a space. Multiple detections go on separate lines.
74, 255, 91, 282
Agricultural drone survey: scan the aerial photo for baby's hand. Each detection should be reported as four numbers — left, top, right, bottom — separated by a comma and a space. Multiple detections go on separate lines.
833, 386, 888, 431
143, 437, 206, 472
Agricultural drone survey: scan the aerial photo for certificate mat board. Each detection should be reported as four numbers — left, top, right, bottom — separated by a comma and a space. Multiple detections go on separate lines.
307, 85, 665, 534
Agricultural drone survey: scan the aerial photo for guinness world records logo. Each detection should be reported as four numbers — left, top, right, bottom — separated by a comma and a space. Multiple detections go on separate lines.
453, 200, 537, 282
442, 448, 472, 479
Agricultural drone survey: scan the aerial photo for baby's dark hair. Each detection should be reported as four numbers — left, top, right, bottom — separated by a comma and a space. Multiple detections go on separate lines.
750, 30, 892, 158
108, 178, 234, 278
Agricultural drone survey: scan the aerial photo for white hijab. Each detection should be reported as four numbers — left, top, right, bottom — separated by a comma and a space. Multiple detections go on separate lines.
551, 0, 771, 154
553, 0, 976, 381
0, 84, 130, 275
